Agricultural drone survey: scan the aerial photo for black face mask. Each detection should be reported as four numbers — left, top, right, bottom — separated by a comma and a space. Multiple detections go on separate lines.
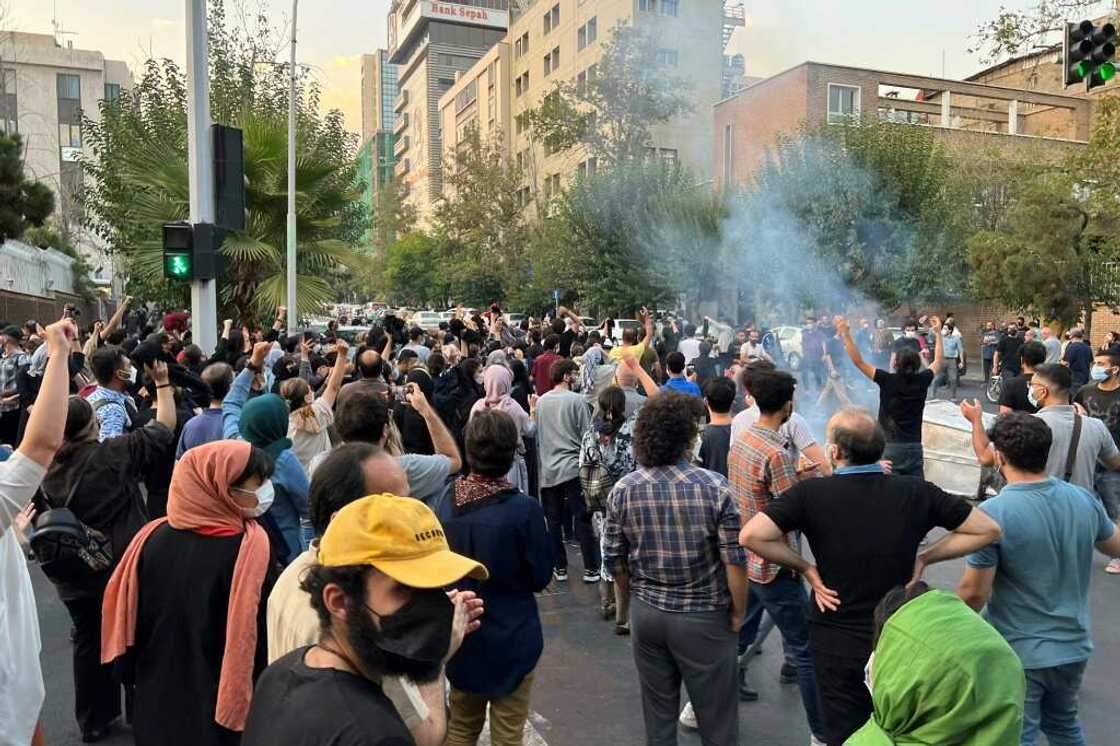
346, 589, 453, 685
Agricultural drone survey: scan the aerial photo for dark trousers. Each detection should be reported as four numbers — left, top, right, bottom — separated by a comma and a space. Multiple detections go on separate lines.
751, 571, 827, 739
883, 442, 924, 479
541, 477, 599, 573
631, 598, 738, 746
0, 408, 20, 447
982, 355, 994, 383
63, 596, 122, 734
810, 644, 872, 745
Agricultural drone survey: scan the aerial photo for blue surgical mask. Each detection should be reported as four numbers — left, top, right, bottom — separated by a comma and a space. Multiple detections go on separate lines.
237, 479, 275, 518
1091, 365, 1111, 382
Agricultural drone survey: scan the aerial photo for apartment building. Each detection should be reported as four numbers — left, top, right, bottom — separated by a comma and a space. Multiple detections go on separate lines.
387, 0, 510, 226
438, 41, 511, 199
500, 0, 723, 205
0, 31, 132, 287
713, 61, 1091, 191
358, 48, 400, 234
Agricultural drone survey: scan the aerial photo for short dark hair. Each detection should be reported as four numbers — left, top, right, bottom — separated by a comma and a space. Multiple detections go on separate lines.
1033, 363, 1071, 395
182, 344, 204, 368
427, 352, 446, 378
201, 362, 234, 403
633, 393, 704, 467
1096, 348, 1120, 367
896, 347, 922, 377
665, 351, 686, 374
397, 348, 419, 365
828, 409, 886, 465
551, 319, 566, 336
588, 331, 602, 344
409, 327, 423, 341
335, 387, 390, 443
551, 358, 578, 385
749, 369, 796, 414
309, 442, 379, 536
232, 446, 275, 488
90, 345, 129, 386
1019, 340, 1047, 368
740, 359, 776, 393
301, 562, 372, 631
65, 396, 94, 440
464, 409, 519, 478
988, 411, 1052, 473
873, 582, 932, 649
704, 377, 736, 414
543, 333, 560, 351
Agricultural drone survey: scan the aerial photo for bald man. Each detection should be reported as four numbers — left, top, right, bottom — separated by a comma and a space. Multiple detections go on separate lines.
614, 364, 646, 419
739, 407, 1001, 745
338, 347, 390, 402
266, 442, 473, 746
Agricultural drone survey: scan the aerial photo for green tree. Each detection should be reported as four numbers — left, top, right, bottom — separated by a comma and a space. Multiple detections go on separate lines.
373, 175, 417, 250
0, 132, 54, 242
383, 232, 443, 307
522, 23, 693, 167
970, 1, 1115, 64
967, 172, 1115, 326
433, 126, 527, 305
81, 0, 367, 322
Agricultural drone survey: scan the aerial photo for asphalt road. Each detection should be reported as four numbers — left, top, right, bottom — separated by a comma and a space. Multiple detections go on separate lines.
36, 376, 1120, 746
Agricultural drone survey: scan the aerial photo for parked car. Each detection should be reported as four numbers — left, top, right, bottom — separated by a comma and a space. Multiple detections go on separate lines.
612, 319, 641, 344
504, 312, 527, 327
580, 316, 599, 330
772, 325, 803, 370
411, 311, 442, 331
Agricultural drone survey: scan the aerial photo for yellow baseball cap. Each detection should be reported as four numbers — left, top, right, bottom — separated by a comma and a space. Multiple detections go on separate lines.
319, 494, 488, 588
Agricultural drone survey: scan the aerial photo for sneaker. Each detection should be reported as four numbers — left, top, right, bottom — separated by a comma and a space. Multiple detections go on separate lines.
583, 569, 601, 583
738, 679, 759, 702
810, 736, 827, 746
614, 622, 630, 636
1107, 558, 1120, 574
553, 568, 568, 582
678, 702, 698, 730
780, 662, 798, 684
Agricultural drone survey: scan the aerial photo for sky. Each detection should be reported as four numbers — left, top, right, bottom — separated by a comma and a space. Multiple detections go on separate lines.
6, 0, 1039, 136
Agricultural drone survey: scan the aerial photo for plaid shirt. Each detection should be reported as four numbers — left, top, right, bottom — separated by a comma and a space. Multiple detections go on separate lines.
602, 462, 746, 613
729, 423, 800, 584
0, 349, 27, 413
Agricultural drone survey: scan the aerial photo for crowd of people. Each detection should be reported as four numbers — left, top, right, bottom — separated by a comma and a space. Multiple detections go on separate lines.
0, 297, 1118, 746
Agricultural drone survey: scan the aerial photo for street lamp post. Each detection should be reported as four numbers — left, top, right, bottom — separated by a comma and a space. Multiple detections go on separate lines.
286, 0, 298, 333
186, 0, 217, 354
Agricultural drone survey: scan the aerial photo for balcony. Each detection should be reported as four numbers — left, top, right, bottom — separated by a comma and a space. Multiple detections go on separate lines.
394, 89, 409, 113
395, 158, 411, 177
394, 134, 410, 157
394, 112, 409, 135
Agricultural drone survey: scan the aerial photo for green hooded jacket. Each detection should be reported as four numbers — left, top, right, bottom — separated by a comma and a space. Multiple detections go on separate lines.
846, 590, 1025, 746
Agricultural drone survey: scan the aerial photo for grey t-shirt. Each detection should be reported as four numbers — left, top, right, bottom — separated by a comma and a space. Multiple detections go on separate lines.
1034, 405, 1120, 492
308, 449, 451, 504
536, 388, 591, 488
1043, 336, 1062, 365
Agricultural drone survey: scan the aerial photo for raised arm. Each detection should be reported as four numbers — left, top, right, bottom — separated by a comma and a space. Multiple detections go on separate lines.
557, 305, 583, 333
100, 296, 131, 340
836, 317, 876, 381
223, 342, 271, 439
960, 399, 995, 467
147, 361, 177, 431
621, 350, 659, 398
19, 319, 76, 468
318, 340, 349, 410
407, 382, 462, 474
928, 316, 945, 375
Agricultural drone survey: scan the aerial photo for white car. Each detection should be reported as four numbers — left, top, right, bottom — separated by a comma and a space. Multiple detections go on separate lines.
772, 326, 803, 370
504, 312, 527, 327
411, 311, 442, 331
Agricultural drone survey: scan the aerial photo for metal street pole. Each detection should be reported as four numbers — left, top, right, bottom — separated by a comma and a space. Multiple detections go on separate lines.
186, 0, 217, 354
286, 0, 298, 333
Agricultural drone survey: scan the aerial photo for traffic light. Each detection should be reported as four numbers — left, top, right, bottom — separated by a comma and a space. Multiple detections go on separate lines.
1064, 19, 1116, 91
162, 222, 193, 281
212, 124, 246, 231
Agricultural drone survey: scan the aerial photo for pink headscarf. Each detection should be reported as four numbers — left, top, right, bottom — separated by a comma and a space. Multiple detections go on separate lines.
471, 365, 530, 437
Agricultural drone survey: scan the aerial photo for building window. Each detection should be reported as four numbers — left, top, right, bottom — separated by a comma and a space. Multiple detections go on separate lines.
514, 31, 529, 59
543, 173, 561, 199
660, 0, 679, 16
515, 71, 530, 97
576, 157, 598, 179
659, 148, 678, 167
723, 123, 733, 185
487, 62, 496, 88
56, 73, 82, 163
543, 3, 560, 34
578, 17, 597, 51
0, 69, 16, 134
827, 83, 861, 124
638, 0, 655, 11
656, 49, 678, 66
543, 47, 560, 77
488, 94, 496, 128
103, 82, 121, 103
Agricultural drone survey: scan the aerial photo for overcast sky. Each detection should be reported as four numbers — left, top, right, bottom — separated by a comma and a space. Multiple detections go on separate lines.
8, 0, 1034, 135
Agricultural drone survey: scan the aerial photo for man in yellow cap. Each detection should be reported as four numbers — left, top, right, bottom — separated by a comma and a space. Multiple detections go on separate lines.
243, 489, 488, 746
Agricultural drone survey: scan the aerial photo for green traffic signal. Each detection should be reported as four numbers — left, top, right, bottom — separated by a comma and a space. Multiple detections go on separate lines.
1102, 62, 1117, 81
164, 252, 192, 281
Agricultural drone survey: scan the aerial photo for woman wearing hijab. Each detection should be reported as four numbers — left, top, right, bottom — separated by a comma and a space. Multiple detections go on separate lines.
846, 583, 1024, 745
395, 367, 437, 455
101, 440, 279, 746
469, 365, 535, 492
438, 410, 553, 746
509, 359, 532, 413
225, 342, 311, 565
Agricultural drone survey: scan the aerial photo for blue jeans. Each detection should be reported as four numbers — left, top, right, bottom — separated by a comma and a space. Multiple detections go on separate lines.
1095, 468, 1120, 520
751, 571, 826, 739
1022, 660, 1087, 746
883, 442, 924, 479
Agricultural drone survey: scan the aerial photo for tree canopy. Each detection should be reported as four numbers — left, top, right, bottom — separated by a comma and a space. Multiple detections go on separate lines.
0, 132, 54, 242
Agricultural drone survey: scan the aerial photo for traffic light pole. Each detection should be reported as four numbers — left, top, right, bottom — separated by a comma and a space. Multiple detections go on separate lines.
286, 0, 299, 334
186, 0, 218, 354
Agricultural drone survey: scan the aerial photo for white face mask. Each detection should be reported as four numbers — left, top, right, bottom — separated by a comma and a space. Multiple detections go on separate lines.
238, 479, 275, 518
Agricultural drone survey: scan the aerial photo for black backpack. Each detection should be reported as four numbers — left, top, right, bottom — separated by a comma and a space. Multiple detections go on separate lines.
30, 456, 114, 583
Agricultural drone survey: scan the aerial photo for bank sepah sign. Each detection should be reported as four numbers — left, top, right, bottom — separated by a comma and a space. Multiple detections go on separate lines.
425, 1, 508, 30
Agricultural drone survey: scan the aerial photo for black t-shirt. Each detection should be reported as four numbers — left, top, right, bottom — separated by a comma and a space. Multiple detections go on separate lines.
698, 424, 732, 478
765, 473, 971, 656
558, 329, 577, 358
996, 333, 1023, 374
998, 373, 1038, 414
873, 368, 935, 443
1075, 382, 1120, 447
242, 647, 414, 746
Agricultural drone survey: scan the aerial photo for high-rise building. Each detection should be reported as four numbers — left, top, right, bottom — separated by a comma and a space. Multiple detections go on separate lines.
387, 0, 510, 226
0, 31, 132, 290
360, 49, 400, 194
